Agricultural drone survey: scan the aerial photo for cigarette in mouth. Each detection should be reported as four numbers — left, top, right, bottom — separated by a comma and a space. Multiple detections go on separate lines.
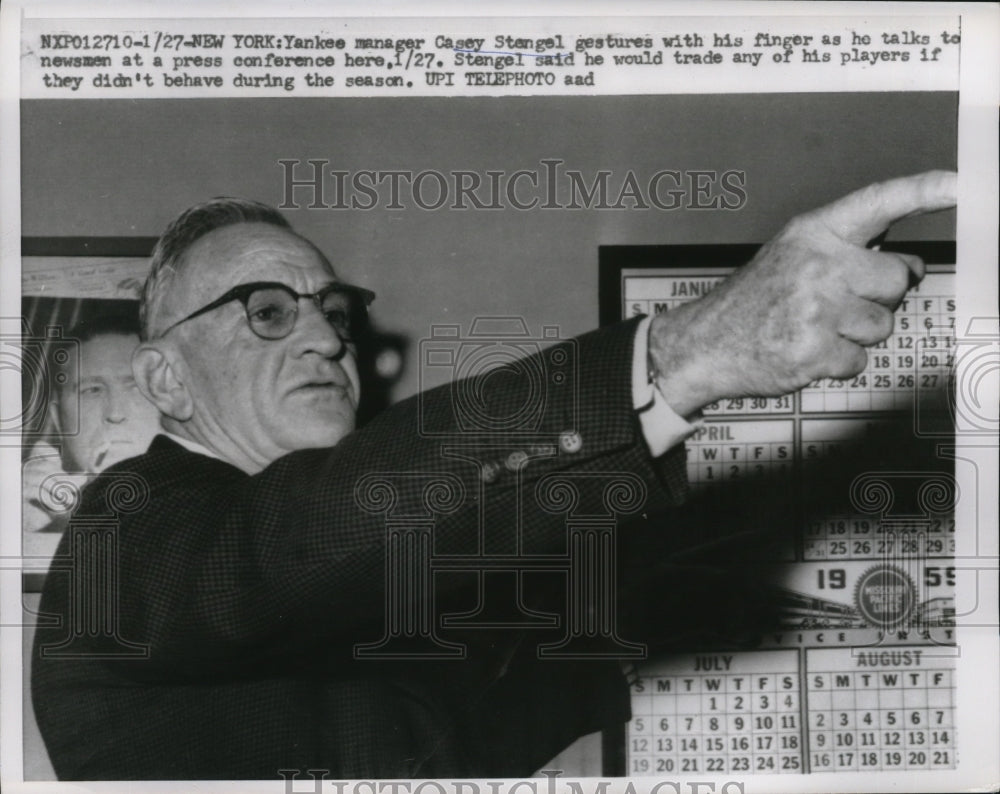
94, 443, 110, 470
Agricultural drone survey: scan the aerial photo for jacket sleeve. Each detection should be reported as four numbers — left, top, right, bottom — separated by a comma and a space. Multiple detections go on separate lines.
98, 318, 690, 675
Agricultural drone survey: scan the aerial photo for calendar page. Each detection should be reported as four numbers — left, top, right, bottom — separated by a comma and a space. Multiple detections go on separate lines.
607, 245, 962, 781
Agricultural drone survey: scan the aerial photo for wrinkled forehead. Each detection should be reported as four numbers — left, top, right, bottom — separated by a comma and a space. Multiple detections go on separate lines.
168, 222, 338, 314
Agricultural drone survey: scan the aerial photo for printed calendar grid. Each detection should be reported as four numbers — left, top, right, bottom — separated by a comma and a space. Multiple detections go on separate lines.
629, 648, 957, 776
800, 276, 955, 414
806, 649, 956, 772
608, 253, 957, 777
685, 419, 794, 489
628, 651, 804, 776
800, 417, 956, 562
802, 516, 956, 562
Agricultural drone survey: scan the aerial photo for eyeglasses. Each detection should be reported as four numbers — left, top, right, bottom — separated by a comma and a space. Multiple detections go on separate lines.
158, 281, 376, 342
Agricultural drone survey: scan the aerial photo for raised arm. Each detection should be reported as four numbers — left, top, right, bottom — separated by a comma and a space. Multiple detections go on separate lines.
648, 171, 957, 416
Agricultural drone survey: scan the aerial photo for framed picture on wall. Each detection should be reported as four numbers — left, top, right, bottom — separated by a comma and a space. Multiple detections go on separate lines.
18, 238, 155, 591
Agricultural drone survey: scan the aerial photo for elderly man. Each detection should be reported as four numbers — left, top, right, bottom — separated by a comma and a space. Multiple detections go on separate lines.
32, 172, 955, 779
22, 313, 162, 536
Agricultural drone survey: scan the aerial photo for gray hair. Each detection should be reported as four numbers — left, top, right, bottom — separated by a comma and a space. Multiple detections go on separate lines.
139, 197, 291, 341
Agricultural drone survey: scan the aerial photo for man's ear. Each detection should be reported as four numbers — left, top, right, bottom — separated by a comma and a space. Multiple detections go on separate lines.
132, 342, 194, 421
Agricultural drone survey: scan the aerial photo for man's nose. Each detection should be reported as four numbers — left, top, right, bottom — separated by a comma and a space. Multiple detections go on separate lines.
290, 298, 348, 359
104, 391, 126, 424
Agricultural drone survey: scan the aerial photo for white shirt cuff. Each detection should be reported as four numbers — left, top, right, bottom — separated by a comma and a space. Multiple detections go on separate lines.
632, 315, 702, 457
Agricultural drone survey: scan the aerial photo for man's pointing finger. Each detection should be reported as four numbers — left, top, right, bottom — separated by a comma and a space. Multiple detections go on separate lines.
812, 170, 957, 246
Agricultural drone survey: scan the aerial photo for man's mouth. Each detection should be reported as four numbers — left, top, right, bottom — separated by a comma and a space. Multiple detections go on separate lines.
293, 381, 349, 396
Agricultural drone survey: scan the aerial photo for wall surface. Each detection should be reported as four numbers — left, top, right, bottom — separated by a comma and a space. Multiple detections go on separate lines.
21, 93, 957, 400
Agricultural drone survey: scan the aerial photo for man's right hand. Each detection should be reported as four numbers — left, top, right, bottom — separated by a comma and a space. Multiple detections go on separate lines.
22, 443, 83, 532
648, 170, 957, 416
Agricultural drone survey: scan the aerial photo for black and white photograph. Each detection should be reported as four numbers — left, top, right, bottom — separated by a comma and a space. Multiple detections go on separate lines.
1, 2, 997, 792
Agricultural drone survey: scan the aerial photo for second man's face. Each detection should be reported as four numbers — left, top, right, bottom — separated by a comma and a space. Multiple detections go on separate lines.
56, 332, 161, 474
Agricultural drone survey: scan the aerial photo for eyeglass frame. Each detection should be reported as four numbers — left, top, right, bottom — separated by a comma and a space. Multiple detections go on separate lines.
154, 280, 377, 342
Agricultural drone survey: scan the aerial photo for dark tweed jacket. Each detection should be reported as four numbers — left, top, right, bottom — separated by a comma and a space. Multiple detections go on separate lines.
32, 319, 689, 780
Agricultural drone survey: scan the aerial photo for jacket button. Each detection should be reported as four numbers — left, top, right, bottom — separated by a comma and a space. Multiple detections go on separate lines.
506, 450, 529, 471
559, 431, 582, 454
481, 461, 502, 483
